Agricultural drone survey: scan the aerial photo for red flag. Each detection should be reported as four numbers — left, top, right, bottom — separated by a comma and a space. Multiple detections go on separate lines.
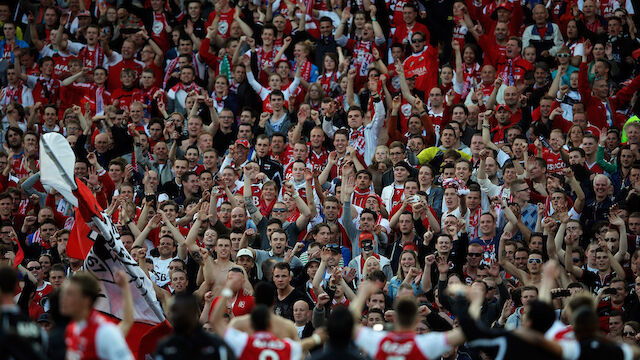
67, 179, 104, 260
67, 209, 94, 260
12, 237, 24, 268
72, 178, 104, 222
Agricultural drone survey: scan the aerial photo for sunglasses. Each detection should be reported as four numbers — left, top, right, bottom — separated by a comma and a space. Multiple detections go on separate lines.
624, 331, 637, 336
605, 238, 618, 242
572, 258, 581, 263
557, 53, 570, 58
487, 286, 496, 291
27, 266, 41, 271
272, 208, 286, 213
412, 38, 425, 43
528, 258, 542, 264
468, 253, 482, 257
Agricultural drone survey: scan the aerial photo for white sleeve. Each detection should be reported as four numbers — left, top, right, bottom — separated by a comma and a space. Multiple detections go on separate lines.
568, 207, 580, 220
366, 99, 385, 134
496, 149, 511, 167
26, 75, 38, 89
284, 76, 300, 100
96, 323, 134, 360
224, 327, 249, 358
415, 332, 452, 360
104, 51, 123, 67
286, 339, 303, 360
21, 88, 34, 108
39, 46, 54, 57
354, 326, 386, 358
559, 340, 580, 360
621, 343, 634, 360
66, 40, 84, 54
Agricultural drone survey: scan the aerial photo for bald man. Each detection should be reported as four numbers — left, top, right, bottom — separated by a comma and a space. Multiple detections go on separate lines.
293, 300, 315, 339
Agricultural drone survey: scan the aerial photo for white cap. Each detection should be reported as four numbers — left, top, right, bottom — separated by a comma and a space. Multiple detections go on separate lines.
236, 248, 254, 259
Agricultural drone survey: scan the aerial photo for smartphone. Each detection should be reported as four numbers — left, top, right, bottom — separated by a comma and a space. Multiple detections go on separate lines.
551, 289, 572, 298
603, 287, 618, 295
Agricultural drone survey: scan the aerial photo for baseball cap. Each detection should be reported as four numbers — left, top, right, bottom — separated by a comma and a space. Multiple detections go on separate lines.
305, 258, 321, 269
359, 232, 375, 250
492, 2, 513, 17
495, 104, 511, 113
633, 48, 640, 60
326, 243, 341, 253
235, 138, 250, 148
237, 248, 254, 259
37, 313, 51, 324
77, 10, 91, 17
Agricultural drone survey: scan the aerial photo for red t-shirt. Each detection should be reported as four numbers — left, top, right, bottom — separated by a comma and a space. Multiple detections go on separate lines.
403, 46, 440, 93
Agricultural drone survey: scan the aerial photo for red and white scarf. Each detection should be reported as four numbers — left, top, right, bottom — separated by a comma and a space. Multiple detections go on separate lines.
1, 84, 23, 106
294, 59, 313, 81
319, 71, 338, 95
349, 126, 366, 157
171, 81, 199, 94
78, 45, 104, 69
163, 57, 200, 88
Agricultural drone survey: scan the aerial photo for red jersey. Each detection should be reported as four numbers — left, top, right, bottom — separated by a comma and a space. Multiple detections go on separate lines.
307, 146, 328, 172
76, 44, 105, 71
205, 8, 236, 39
352, 187, 372, 208
271, 145, 294, 166
209, 289, 255, 318
28, 75, 62, 105
150, 11, 171, 52
106, 58, 145, 92
497, 56, 533, 86
60, 82, 92, 113
111, 87, 144, 110
237, 183, 263, 208
390, 185, 405, 210
52, 53, 74, 80
403, 46, 440, 93
355, 326, 451, 360
392, 22, 430, 45
29, 282, 52, 321
224, 329, 302, 360
65, 311, 133, 360
542, 148, 565, 174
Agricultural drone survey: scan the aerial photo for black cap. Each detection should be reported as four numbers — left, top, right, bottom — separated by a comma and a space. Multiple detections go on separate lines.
394, 161, 412, 173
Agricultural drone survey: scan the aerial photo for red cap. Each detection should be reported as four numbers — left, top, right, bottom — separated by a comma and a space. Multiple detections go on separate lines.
633, 48, 640, 60
496, 104, 511, 112
77, 10, 91, 17
494, 2, 513, 13
235, 138, 250, 148
359, 231, 375, 246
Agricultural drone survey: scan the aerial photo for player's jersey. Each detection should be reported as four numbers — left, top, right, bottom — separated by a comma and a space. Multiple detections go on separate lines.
224, 328, 302, 360
355, 326, 451, 360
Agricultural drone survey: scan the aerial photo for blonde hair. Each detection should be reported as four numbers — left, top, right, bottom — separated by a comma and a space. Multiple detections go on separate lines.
362, 257, 381, 280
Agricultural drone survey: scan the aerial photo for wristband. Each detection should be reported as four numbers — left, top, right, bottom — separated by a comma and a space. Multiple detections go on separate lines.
371, 17, 377, 21
221, 288, 233, 297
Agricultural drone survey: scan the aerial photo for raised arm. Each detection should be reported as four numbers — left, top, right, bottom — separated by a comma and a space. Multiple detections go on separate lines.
609, 211, 628, 263
396, 63, 416, 105
497, 230, 528, 283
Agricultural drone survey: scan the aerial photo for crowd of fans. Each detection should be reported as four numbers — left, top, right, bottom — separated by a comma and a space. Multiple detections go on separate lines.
2, 0, 640, 358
